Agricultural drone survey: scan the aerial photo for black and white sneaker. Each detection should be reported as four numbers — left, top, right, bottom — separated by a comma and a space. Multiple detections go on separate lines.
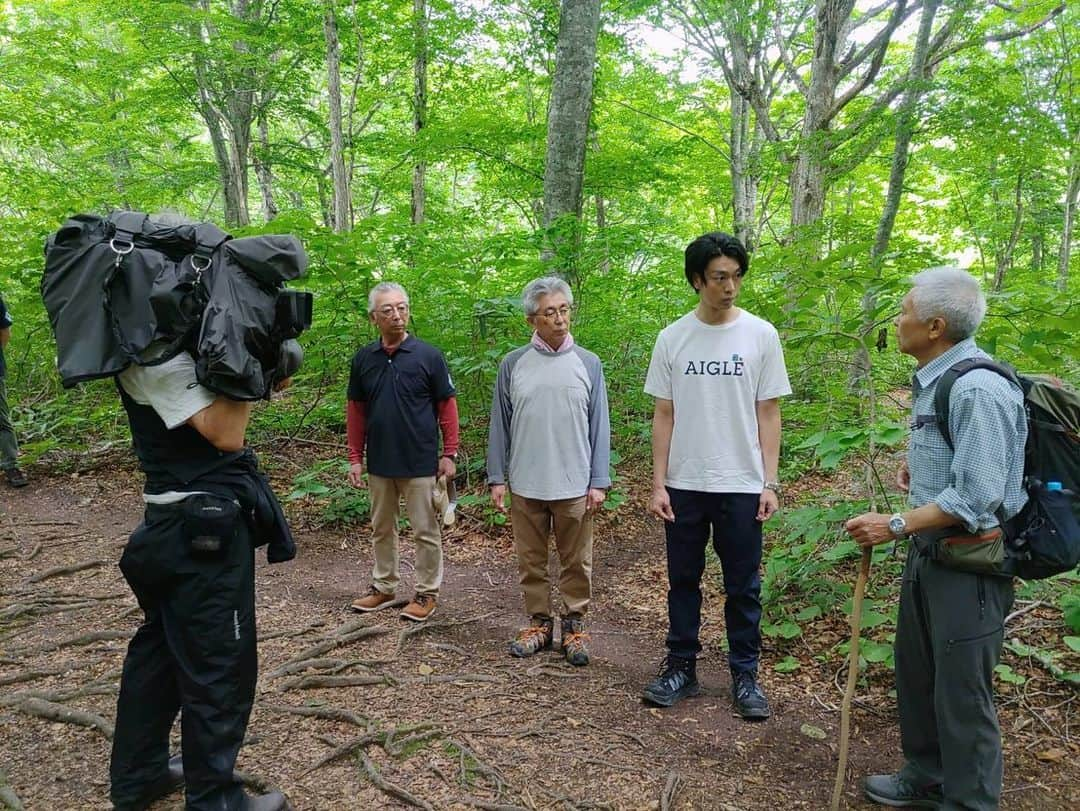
642, 655, 700, 707
732, 669, 771, 720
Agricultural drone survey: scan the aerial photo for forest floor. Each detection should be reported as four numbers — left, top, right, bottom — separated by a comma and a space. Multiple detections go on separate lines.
0, 445, 1077, 811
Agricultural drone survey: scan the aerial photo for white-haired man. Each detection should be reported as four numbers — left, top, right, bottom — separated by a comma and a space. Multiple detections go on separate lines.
845, 267, 1027, 809
347, 282, 459, 622
487, 276, 611, 666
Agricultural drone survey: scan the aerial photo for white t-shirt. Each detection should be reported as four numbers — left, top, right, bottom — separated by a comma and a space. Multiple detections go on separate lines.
117, 352, 216, 429
644, 309, 791, 493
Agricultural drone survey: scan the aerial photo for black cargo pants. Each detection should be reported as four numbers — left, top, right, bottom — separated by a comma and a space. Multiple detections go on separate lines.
894, 544, 1013, 810
110, 497, 256, 811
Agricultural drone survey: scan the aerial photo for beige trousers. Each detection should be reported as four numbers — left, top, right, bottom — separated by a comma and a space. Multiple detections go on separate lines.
367, 475, 443, 597
510, 493, 593, 618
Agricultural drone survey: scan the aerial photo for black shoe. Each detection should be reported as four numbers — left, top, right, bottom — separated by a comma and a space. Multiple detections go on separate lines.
863, 773, 942, 808
731, 669, 771, 720
4, 467, 27, 488
642, 654, 699, 707
241, 790, 290, 811
118, 754, 184, 811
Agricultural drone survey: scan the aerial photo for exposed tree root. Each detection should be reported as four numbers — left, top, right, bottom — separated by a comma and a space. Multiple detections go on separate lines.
14, 697, 115, 739
9, 629, 130, 656
660, 772, 682, 811
280, 624, 390, 666
258, 619, 326, 642
278, 673, 386, 692
25, 559, 110, 584
395, 611, 499, 654
300, 731, 382, 776
462, 800, 528, 811
0, 546, 18, 561
262, 703, 371, 729
20, 544, 42, 561
357, 750, 434, 810
523, 664, 584, 679
264, 657, 351, 680
0, 667, 66, 688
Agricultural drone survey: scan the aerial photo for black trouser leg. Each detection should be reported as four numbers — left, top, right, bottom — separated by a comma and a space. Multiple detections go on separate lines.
664, 488, 710, 659
111, 505, 256, 811
110, 606, 182, 809
710, 493, 763, 674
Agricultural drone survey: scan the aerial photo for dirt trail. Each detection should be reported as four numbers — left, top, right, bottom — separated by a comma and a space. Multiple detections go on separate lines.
0, 462, 1075, 810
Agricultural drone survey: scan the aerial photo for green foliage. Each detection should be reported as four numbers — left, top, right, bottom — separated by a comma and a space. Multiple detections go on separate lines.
288, 459, 371, 525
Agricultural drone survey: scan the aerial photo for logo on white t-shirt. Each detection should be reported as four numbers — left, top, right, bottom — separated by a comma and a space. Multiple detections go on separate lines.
683, 353, 745, 377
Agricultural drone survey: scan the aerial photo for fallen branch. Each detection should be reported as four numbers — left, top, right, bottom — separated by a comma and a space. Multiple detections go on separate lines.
523, 664, 583, 679
0, 546, 18, 560
15, 697, 114, 739
26, 559, 110, 583
358, 750, 434, 810
462, 801, 527, 811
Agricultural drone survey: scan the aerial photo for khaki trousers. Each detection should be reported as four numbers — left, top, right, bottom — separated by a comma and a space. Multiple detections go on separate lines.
367, 475, 443, 597
510, 493, 592, 618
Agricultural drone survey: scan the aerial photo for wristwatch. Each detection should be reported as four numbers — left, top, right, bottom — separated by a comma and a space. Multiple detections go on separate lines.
441, 453, 458, 462
888, 512, 908, 537
763, 480, 782, 496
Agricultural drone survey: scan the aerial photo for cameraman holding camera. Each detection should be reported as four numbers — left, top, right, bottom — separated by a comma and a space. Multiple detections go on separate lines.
108, 348, 293, 811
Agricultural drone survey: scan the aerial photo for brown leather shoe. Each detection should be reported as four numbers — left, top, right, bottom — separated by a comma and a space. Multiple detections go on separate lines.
350, 586, 396, 613
400, 594, 437, 622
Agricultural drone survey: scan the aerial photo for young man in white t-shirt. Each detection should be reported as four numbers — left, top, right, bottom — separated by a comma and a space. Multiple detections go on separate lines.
642, 232, 791, 720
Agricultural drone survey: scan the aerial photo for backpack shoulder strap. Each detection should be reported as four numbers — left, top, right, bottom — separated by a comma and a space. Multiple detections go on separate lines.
933, 358, 1020, 451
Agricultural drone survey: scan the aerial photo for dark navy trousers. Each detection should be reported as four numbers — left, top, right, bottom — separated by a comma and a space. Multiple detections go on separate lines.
664, 488, 763, 674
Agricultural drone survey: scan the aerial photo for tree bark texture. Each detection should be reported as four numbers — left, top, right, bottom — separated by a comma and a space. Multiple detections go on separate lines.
254, 111, 278, 221
325, 0, 351, 232
412, 0, 428, 228
542, 0, 602, 270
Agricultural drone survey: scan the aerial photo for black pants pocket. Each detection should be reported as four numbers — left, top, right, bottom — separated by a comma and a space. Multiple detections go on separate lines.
182, 493, 240, 559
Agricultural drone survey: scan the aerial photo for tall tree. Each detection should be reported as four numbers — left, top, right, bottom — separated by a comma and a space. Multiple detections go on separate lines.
324, 0, 350, 232
542, 0, 602, 272
411, 0, 429, 228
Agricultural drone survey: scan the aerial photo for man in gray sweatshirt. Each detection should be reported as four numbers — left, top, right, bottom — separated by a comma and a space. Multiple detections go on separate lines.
487, 276, 611, 666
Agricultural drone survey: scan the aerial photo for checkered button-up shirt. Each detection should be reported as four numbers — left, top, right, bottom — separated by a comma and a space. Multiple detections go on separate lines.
908, 338, 1028, 533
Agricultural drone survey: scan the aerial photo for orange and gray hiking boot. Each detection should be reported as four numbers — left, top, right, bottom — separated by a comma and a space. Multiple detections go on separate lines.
560, 617, 590, 666
400, 593, 437, 622
508, 616, 554, 658
350, 586, 396, 613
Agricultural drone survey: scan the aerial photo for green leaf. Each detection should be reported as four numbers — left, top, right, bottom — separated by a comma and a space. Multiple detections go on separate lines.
1064, 636, 1080, 654
773, 656, 801, 673
859, 611, 892, 629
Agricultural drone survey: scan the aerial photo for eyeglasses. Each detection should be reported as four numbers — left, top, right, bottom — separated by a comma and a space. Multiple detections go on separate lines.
537, 305, 573, 320
375, 303, 409, 317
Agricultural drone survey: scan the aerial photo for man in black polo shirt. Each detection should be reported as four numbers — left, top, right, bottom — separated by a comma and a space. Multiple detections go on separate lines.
0, 291, 28, 488
346, 282, 459, 622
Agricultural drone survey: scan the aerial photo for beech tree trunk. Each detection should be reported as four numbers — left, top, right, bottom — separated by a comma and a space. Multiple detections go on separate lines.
1059, 158, 1079, 291
325, 0, 350, 232
411, 0, 428, 228
253, 112, 278, 221
541, 0, 602, 272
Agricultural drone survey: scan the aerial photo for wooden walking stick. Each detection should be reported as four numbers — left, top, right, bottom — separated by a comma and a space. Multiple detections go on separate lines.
831, 543, 873, 811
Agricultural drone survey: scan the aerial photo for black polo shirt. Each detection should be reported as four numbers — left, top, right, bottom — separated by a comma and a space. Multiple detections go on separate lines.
347, 334, 455, 478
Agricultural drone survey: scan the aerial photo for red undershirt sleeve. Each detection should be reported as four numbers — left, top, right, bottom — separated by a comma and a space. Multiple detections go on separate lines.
437, 396, 460, 457
346, 399, 367, 465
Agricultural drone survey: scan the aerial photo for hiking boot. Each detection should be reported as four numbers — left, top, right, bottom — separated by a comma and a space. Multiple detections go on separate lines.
4, 467, 27, 488
561, 617, 590, 666
642, 654, 699, 707
509, 616, 554, 658
732, 669, 771, 720
350, 586, 396, 613
118, 754, 184, 811
863, 773, 943, 808
400, 593, 437, 622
